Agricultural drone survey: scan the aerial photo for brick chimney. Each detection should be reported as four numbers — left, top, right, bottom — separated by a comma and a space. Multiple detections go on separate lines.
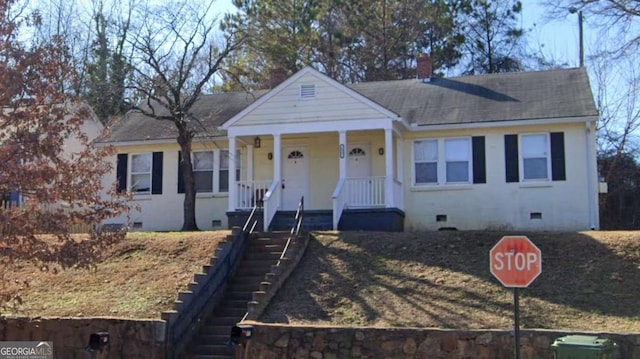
269, 67, 288, 89
417, 53, 433, 81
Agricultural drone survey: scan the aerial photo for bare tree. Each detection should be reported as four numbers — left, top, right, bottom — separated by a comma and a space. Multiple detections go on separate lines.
543, 0, 639, 58
127, 1, 244, 231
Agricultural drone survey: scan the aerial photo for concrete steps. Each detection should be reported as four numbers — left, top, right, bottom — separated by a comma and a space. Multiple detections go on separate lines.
184, 232, 291, 359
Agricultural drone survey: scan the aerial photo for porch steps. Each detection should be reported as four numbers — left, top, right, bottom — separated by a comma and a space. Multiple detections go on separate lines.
184, 232, 289, 359
270, 210, 332, 231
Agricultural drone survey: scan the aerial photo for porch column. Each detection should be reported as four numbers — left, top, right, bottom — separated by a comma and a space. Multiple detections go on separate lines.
273, 134, 282, 207
228, 136, 237, 212
246, 144, 254, 182
395, 133, 404, 210
385, 128, 394, 207
339, 131, 347, 179
395, 133, 404, 182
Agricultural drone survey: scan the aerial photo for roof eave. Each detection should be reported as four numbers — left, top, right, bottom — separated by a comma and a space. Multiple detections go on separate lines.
409, 115, 599, 131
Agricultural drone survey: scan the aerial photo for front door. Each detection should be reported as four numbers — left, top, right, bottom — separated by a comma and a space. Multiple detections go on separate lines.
347, 144, 371, 178
347, 144, 373, 206
282, 146, 309, 210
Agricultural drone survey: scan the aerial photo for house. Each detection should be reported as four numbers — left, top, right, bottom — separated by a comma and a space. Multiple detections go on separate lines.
99, 63, 599, 232
1, 103, 104, 206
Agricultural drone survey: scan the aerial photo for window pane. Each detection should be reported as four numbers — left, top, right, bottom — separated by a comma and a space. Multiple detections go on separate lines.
414, 140, 437, 162
522, 134, 547, 157
193, 151, 213, 171
445, 139, 469, 161
415, 163, 437, 184
446, 161, 469, 182
219, 170, 229, 192
220, 150, 230, 169
194, 171, 213, 192
131, 154, 151, 173
131, 174, 151, 193
523, 158, 548, 179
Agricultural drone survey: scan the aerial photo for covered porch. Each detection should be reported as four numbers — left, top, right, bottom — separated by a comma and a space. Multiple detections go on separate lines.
225, 124, 405, 232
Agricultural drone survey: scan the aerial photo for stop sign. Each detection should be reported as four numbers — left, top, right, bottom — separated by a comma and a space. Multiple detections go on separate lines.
490, 236, 542, 288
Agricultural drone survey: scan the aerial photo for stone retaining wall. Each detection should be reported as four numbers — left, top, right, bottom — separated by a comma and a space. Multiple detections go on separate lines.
0, 316, 166, 359
240, 323, 640, 359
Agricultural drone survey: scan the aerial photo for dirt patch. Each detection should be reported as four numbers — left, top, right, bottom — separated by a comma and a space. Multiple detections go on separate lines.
1, 231, 228, 318
260, 231, 640, 332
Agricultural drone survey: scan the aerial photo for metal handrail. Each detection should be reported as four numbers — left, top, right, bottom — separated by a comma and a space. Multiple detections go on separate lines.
242, 204, 259, 234
277, 196, 304, 267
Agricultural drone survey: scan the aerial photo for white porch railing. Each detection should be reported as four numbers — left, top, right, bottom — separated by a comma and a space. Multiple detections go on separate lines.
262, 179, 281, 232
331, 178, 347, 230
235, 180, 272, 210
393, 178, 404, 210
345, 176, 386, 208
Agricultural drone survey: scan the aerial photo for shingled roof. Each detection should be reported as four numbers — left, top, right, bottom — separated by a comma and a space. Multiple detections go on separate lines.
105, 90, 268, 143
348, 67, 597, 126
104, 67, 597, 143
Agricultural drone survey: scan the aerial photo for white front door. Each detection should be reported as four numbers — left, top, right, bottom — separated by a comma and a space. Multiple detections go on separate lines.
348, 144, 371, 177
347, 144, 373, 206
282, 146, 309, 210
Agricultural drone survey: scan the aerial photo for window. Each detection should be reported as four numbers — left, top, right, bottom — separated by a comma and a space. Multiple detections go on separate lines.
414, 140, 438, 184
116, 152, 163, 194
130, 153, 152, 193
414, 138, 472, 185
504, 132, 565, 183
181, 150, 240, 194
219, 150, 241, 193
445, 138, 470, 182
193, 151, 214, 192
521, 134, 549, 180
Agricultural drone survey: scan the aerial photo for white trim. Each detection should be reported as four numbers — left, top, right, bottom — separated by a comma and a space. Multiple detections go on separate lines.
228, 118, 394, 137
221, 66, 402, 130
409, 116, 599, 131
586, 120, 598, 229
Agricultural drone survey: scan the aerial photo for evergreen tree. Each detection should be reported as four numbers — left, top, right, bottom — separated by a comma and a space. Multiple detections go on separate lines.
462, 0, 524, 74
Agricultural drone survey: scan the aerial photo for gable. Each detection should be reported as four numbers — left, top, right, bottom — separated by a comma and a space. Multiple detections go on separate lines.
228, 70, 397, 127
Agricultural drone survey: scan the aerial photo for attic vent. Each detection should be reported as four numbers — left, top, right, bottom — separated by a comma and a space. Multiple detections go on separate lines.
300, 84, 316, 99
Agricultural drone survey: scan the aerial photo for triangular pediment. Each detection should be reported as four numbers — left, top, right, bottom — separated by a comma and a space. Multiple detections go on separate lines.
222, 67, 399, 129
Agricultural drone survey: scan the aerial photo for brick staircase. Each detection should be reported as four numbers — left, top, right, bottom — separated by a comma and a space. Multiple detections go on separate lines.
185, 232, 290, 359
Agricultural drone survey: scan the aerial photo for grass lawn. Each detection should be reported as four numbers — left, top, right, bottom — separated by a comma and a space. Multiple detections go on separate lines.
2, 230, 639, 333
1, 231, 228, 318
260, 231, 640, 332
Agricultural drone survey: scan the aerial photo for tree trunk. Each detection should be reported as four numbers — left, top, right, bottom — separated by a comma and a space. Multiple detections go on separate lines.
178, 130, 199, 231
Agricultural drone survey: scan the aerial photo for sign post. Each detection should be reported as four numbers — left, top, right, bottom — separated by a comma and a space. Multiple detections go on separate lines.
490, 236, 542, 359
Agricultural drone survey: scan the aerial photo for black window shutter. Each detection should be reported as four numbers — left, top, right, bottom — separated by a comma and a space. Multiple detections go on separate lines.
550, 132, 566, 181
116, 153, 128, 192
504, 134, 519, 183
472, 136, 486, 184
177, 151, 185, 194
152, 152, 163, 194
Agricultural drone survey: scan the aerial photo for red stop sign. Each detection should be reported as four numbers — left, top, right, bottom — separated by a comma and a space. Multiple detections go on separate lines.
490, 236, 542, 288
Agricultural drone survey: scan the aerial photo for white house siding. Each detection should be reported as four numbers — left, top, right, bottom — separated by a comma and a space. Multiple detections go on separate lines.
403, 122, 595, 231
231, 72, 389, 126
101, 140, 242, 231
